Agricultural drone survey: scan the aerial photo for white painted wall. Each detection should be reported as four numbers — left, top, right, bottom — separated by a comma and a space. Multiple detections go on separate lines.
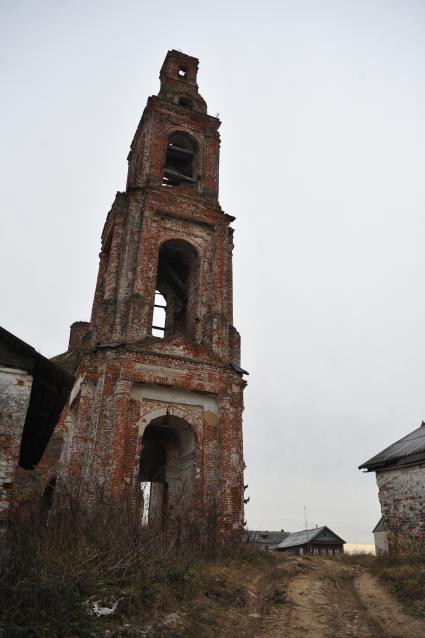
377, 464, 425, 545
0, 366, 33, 517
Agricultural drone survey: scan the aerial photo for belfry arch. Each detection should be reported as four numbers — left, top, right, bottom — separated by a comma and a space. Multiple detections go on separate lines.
153, 239, 200, 340
138, 413, 196, 527
163, 131, 197, 186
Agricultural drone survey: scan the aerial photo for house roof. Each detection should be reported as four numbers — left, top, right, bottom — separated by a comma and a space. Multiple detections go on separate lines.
0, 326, 74, 469
372, 517, 387, 533
277, 526, 345, 549
359, 422, 425, 472
245, 530, 290, 545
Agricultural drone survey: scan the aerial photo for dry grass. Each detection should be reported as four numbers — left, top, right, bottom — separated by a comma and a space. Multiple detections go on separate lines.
0, 495, 275, 638
339, 546, 425, 617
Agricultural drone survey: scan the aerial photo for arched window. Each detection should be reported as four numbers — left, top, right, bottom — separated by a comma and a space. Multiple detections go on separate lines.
178, 96, 193, 109
152, 240, 199, 339
163, 132, 196, 186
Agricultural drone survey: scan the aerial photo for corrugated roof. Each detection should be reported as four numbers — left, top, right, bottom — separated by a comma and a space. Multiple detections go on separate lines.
245, 530, 289, 545
359, 423, 425, 471
277, 526, 345, 549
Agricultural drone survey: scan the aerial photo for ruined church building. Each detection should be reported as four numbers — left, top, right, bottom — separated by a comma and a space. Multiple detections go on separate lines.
58, 51, 246, 541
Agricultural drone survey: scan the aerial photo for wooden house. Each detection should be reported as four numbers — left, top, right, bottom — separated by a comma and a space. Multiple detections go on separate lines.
275, 526, 345, 555
245, 529, 289, 551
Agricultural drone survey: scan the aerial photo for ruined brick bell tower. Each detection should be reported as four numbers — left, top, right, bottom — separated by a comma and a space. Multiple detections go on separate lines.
59, 51, 246, 541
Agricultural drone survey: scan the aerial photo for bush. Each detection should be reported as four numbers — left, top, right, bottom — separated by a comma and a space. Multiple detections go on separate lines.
0, 492, 191, 637
0, 493, 254, 637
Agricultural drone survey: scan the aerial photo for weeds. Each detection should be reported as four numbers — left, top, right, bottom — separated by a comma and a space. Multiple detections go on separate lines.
339, 547, 425, 617
0, 493, 264, 637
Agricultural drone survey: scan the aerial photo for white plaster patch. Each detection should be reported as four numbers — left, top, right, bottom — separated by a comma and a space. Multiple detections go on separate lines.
377, 464, 425, 542
0, 366, 30, 376
134, 363, 185, 385
130, 383, 218, 414
69, 374, 84, 407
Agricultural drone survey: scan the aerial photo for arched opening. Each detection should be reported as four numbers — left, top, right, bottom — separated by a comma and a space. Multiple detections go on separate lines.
178, 96, 193, 109
163, 132, 196, 186
139, 414, 195, 528
153, 239, 199, 339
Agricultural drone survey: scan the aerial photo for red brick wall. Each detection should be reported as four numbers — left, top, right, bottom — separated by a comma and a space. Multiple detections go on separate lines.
58, 51, 245, 542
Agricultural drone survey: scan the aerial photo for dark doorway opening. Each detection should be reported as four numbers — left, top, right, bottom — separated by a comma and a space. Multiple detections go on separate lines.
139, 414, 195, 528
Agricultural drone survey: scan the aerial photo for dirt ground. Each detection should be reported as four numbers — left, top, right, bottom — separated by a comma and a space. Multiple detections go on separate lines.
139, 554, 425, 638
251, 555, 425, 638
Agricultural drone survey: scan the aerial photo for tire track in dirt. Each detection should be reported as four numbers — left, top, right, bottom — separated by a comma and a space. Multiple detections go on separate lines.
253, 556, 425, 638
354, 569, 425, 638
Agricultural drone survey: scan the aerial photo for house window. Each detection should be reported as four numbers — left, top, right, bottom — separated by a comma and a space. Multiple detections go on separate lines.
163, 132, 196, 187
321, 548, 326, 555
299, 547, 304, 555
313, 548, 319, 555
178, 66, 187, 78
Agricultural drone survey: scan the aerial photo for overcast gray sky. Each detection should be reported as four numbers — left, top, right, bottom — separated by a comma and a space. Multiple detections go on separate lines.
2, 0, 425, 544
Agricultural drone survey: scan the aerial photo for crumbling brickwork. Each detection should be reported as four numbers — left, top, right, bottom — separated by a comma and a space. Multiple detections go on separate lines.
0, 366, 33, 521
376, 465, 425, 548
57, 51, 246, 541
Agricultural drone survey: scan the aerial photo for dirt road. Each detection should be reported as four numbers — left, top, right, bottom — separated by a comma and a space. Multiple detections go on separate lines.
253, 555, 425, 638
110, 554, 425, 637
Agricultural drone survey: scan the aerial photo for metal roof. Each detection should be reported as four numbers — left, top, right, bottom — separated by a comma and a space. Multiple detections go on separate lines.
277, 526, 345, 549
372, 517, 387, 533
245, 530, 289, 545
359, 423, 425, 472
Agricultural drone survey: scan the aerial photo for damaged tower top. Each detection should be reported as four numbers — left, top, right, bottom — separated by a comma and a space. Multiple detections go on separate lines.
158, 50, 207, 113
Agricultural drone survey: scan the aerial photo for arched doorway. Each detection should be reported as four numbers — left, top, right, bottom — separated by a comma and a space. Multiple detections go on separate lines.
139, 413, 196, 528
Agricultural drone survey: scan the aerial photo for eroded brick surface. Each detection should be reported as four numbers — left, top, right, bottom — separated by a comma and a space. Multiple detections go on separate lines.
377, 465, 425, 548
0, 367, 32, 519
57, 51, 245, 542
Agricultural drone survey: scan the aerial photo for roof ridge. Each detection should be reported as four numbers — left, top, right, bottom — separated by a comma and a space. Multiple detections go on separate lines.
360, 423, 425, 470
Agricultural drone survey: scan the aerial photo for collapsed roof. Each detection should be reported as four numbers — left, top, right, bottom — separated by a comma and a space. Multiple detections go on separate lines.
0, 326, 74, 469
